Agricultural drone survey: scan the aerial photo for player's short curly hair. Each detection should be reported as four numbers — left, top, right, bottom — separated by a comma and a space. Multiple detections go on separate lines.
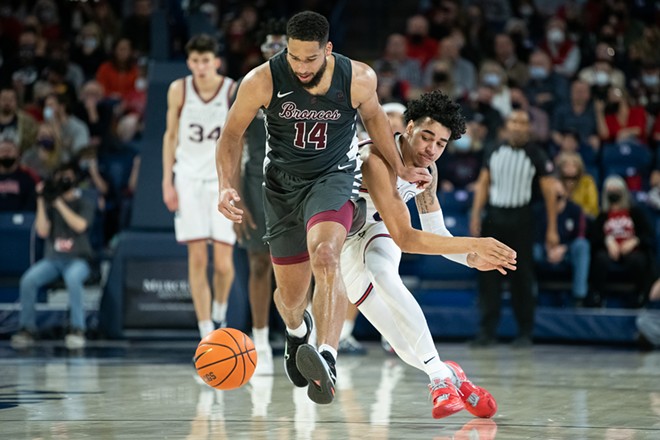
286, 11, 329, 45
403, 90, 466, 141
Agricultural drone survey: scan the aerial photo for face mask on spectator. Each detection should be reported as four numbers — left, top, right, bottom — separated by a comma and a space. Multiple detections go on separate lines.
607, 191, 622, 204
38, 138, 55, 151
0, 156, 17, 168
482, 73, 501, 88
83, 37, 98, 51
529, 66, 548, 80
135, 77, 148, 91
453, 134, 471, 152
43, 106, 55, 121
594, 71, 610, 86
547, 28, 565, 44
642, 74, 659, 87
433, 71, 449, 83
408, 33, 424, 45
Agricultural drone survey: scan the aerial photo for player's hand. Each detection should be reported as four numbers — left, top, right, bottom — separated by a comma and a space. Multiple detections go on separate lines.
162, 181, 178, 212
472, 237, 517, 273
233, 203, 257, 242
398, 164, 432, 189
468, 252, 516, 275
218, 187, 244, 223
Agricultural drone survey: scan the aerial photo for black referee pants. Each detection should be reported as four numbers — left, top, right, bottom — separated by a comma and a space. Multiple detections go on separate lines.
477, 205, 535, 339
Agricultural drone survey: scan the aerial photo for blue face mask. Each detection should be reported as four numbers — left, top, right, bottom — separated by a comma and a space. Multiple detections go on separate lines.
482, 73, 501, 88
529, 66, 548, 80
453, 134, 471, 151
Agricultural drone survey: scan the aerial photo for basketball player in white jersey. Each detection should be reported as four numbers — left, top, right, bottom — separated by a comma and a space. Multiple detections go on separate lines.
162, 34, 237, 339
342, 90, 517, 419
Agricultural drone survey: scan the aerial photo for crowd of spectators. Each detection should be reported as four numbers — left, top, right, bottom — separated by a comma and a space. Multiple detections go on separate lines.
0, 0, 658, 310
369, 0, 659, 307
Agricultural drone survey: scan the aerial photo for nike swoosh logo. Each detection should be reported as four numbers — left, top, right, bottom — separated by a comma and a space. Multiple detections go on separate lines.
423, 356, 435, 364
338, 163, 353, 170
277, 91, 294, 98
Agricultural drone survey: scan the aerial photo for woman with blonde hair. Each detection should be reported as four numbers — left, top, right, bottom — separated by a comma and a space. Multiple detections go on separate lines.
20, 122, 64, 179
588, 175, 655, 307
555, 151, 599, 218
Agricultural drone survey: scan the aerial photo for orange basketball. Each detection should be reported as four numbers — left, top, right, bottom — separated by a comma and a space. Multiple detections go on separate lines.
194, 328, 257, 390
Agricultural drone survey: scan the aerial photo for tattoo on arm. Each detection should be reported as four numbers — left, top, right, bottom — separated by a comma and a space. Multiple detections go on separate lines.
415, 164, 438, 214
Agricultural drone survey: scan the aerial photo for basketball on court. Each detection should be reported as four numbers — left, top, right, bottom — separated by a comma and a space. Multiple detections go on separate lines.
194, 328, 257, 390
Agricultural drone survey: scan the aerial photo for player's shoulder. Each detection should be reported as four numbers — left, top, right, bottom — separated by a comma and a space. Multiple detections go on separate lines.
168, 77, 186, 96
349, 58, 376, 81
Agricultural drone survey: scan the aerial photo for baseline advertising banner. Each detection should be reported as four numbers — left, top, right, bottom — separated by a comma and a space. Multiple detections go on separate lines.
123, 259, 196, 329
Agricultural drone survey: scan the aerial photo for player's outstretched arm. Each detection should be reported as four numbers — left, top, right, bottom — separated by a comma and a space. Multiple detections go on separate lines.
363, 150, 516, 272
216, 63, 271, 223
352, 61, 431, 187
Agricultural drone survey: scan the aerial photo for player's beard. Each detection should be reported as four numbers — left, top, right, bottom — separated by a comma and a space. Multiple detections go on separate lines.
288, 56, 327, 90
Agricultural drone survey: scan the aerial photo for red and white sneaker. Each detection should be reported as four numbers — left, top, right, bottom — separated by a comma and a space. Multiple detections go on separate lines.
445, 360, 497, 418
429, 378, 464, 419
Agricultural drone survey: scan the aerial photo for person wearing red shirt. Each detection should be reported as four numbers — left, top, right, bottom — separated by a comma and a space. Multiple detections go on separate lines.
95, 38, 139, 104
595, 86, 647, 144
588, 175, 655, 307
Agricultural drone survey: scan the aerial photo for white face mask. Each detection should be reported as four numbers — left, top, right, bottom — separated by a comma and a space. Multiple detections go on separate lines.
43, 106, 55, 121
594, 70, 610, 86
453, 134, 472, 151
547, 28, 565, 44
642, 73, 659, 87
135, 77, 147, 91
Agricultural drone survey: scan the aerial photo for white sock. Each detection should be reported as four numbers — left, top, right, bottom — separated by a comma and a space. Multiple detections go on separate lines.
339, 320, 354, 341
286, 319, 308, 338
252, 327, 270, 348
422, 354, 453, 384
198, 320, 215, 339
212, 301, 227, 323
318, 344, 337, 362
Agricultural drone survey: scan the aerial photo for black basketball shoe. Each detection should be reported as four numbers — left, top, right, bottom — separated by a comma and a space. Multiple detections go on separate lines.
284, 310, 313, 387
296, 344, 337, 405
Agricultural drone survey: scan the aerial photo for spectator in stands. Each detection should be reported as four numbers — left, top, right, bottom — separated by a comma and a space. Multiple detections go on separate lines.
40, 60, 78, 112
460, 4, 493, 68
120, 0, 152, 58
588, 175, 655, 307
551, 79, 600, 153
71, 22, 107, 81
524, 50, 569, 117
0, 88, 39, 154
12, 28, 47, 105
556, 151, 599, 219
74, 80, 114, 148
46, 40, 85, 94
533, 178, 591, 307
32, 0, 62, 41
21, 122, 63, 179
578, 43, 626, 92
424, 59, 456, 99
0, 139, 38, 212
404, 14, 438, 68
478, 60, 511, 119
492, 33, 528, 89
10, 161, 94, 350
376, 61, 410, 105
437, 120, 484, 193
95, 37, 139, 105
595, 86, 648, 145
510, 87, 549, 145
373, 33, 423, 94
42, 93, 90, 157
382, 102, 407, 134
630, 61, 660, 127
460, 85, 504, 146
422, 35, 475, 99
470, 109, 558, 347
539, 16, 580, 78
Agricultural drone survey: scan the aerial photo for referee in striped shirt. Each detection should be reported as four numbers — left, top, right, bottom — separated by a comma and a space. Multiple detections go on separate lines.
469, 109, 558, 348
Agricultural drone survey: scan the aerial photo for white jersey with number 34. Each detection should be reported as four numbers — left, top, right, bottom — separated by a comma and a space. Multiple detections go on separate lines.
174, 75, 234, 180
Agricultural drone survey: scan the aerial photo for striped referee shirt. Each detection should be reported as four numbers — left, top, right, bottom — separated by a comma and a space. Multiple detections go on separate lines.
484, 143, 553, 208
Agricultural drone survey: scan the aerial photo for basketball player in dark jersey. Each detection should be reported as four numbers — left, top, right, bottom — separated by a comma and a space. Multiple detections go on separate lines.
216, 11, 430, 405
